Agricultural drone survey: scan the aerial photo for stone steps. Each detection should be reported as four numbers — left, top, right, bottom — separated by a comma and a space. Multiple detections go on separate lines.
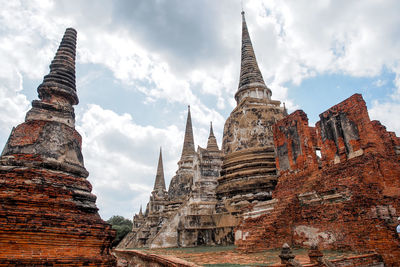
236, 197, 292, 250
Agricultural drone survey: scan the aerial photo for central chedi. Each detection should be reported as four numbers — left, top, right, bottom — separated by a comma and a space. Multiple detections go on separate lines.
0, 28, 115, 265
216, 11, 286, 215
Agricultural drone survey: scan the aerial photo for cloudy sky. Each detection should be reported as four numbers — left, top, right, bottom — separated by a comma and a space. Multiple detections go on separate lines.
1, 0, 400, 220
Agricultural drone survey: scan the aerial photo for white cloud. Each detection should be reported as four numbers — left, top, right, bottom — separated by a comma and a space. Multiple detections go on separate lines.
76, 104, 183, 219
0, 67, 30, 142
246, 0, 400, 84
370, 99, 400, 134
373, 79, 387, 88
77, 27, 227, 130
369, 68, 400, 134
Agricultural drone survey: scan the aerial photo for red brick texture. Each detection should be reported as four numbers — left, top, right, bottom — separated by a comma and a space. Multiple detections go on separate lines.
235, 94, 400, 266
0, 120, 115, 265
0, 166, 116, 266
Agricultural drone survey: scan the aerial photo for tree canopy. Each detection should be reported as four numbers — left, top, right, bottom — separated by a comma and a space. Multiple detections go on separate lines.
107, 215, 132, 247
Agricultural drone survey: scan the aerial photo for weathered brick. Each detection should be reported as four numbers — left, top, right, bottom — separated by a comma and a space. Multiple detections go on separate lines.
236, 94, 400, 266
0, 28, 115, 266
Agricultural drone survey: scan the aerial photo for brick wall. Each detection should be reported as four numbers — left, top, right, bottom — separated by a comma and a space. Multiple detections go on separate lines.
0, 166, 116, 266
236, 94, 400, 266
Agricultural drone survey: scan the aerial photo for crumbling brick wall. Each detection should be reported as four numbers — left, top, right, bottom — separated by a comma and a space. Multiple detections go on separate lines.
235, 94, 400, 266
274, 110, 319, 173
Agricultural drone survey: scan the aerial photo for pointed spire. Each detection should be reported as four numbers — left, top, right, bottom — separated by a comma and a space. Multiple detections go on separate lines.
209, 121, 215, 136
180, 105, 195, 160
235, 11, 271, 103
139, 205, 143, 216
39, 27, 78, 105
283, 102, 288, 116
207, 122, 219, 152
25, 28, 78, 127
153, 147, 166, 191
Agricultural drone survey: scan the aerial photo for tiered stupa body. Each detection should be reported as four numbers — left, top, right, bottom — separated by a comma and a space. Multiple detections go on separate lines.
0, 28, 115, 266
216, 12, 286, 214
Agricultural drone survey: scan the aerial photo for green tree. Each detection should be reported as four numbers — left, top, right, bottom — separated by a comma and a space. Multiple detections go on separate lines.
107, 215, 133, 247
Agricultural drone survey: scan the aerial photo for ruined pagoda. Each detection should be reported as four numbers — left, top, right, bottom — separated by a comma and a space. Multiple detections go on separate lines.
0, 28, 115, 265
118, 149, 170, 248
168, 106, 196, 202
148, 148, 168, 216
216, 11, 286, 214
206, 122, 220, 152
150, 120, 224, 248
153, 148, 167, 197
174, 122, 224, 247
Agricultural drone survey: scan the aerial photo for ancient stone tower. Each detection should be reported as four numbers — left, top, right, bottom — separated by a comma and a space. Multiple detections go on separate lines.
168, 106, 196, 202
216, 11, 286, 214
119, 11, 288, 249
119, 112, 225, 248
146, 148, 169, 237
0, 28, 115, 266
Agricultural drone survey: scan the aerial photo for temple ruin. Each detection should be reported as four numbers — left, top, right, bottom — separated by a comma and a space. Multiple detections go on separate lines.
1, 9, 399, 267
0, 28, 116, 266
118, 11, 400, 266
118, 11, 288, 249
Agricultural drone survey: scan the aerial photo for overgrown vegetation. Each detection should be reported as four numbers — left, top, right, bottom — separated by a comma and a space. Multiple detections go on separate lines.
107, 215, 132, 247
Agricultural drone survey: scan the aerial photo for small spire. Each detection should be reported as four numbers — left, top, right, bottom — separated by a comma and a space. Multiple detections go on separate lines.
139, 205, 143, 216
153, 147, 166, 191
283, 102, 288, 116
180, 105, 195, 159
39, 28, 78, 105
235, 11, 271, 103
25, 28, 79, 128
207, 121, 219, 152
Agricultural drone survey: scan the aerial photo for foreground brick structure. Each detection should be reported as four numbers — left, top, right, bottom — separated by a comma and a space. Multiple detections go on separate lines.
0, 28, 115, 266
236, 94, 400, 266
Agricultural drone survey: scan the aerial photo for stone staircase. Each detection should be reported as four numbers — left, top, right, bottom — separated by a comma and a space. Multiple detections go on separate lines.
147, 199, 190, 248
236, 196, 293, 252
